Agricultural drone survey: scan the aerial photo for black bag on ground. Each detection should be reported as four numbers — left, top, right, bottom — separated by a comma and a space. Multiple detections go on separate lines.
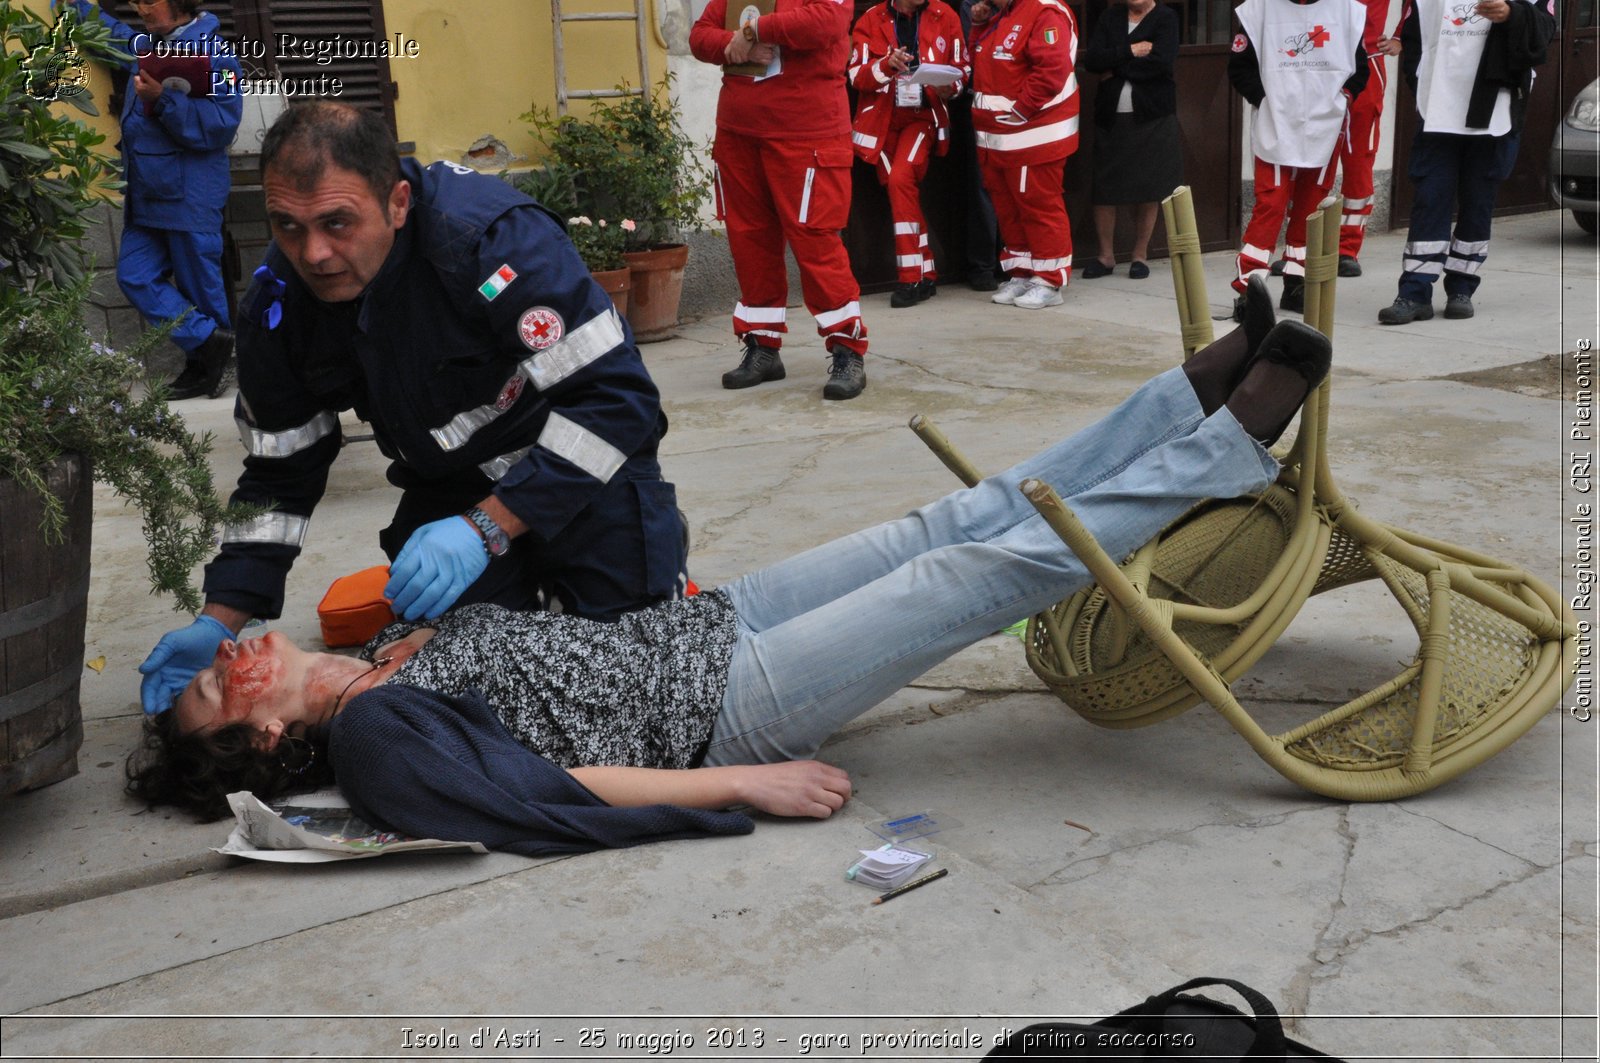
984, 977, 1344, 1060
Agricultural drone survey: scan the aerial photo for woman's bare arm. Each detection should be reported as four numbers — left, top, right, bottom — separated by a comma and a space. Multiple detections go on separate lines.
569, 761, 852, 819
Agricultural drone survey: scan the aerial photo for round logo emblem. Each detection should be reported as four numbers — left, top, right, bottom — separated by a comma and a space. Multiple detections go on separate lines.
518, 307, 564, 351
494, 375, 527, 411
739, 4, 761, 27
1230, 32, 1248, 53
936, 35, 947, 53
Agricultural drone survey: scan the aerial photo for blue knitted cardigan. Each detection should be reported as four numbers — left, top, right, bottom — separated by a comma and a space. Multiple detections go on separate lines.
328, 684, 754, 856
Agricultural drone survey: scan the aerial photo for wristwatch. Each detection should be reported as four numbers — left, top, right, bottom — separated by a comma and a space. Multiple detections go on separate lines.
463, 506, 511, 557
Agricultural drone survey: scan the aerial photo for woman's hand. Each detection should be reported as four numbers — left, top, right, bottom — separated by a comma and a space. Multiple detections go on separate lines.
1129, 40, 1154, 58
734, 761, 853, 818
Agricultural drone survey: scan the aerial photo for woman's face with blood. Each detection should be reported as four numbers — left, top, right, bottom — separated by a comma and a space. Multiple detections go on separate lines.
172, 632, 346, 749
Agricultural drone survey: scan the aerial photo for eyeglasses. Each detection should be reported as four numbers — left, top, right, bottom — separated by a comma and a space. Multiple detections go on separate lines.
133, 0, 167, 8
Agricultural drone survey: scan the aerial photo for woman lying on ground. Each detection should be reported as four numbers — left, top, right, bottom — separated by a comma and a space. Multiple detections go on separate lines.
128, 295, 1321, 856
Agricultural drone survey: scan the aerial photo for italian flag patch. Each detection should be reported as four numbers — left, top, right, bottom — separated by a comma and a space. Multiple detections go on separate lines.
478, 264, 518, 300
1043, 26, 1058, 43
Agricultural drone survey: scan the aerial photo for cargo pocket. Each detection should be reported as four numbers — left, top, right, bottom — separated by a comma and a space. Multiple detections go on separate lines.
132, 149, 184, 201
634, 478, 688, 600
800, 144, 854, 230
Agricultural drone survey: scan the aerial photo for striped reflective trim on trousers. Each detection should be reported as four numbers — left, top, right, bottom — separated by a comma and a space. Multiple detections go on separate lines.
222, 512, 309, 547
237, 410, 338, 458
813, 302, 862, 330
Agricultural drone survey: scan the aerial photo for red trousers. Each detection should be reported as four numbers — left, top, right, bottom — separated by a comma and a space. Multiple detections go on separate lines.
876, 108, 938, 285
713, 133, 867, 356
1337, 76, 1384, 259
1233, 154, 1337, 292
980, 156, 1071, 287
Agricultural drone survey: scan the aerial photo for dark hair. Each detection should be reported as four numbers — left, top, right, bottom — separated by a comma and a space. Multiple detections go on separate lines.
259, 101, 400, 206
125, 712, 334, 822
170, 0, 202, 16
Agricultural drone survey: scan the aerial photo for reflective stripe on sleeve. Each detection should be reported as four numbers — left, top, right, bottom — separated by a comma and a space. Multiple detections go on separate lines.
538, 412, 626, 483
430, 309, 627, 453
236, 410, 339, 458
479, 445, 533, 482
222, 512, 309, 547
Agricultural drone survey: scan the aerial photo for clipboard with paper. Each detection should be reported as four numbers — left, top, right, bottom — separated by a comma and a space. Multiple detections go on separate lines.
723, 0, 781, 78
905, 63, 963, 87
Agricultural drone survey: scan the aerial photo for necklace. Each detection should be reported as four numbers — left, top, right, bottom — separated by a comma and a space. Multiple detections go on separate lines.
332, 655, 394, 716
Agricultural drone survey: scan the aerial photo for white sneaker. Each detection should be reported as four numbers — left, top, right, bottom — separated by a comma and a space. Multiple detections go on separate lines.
991, 276, 1031, 305
1014, 279, 1064, 309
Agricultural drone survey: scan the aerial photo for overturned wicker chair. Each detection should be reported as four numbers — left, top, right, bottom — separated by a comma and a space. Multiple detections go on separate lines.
912, 190, 1577, 800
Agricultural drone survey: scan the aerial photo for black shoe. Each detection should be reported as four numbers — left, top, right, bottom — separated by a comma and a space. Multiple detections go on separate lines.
1080, 259, 1115, 279
890, 283, 921, 308
1338, 255, 1362, 278
1225, 320, 1333, 446
1269, 257, 1287, 276
916, 278, 938, 302
1377, 296, 1434, 325
967, 271, 999, 292
722, 337, 786, 389
197, 327, 235, 398
1444, 293, 1475, 319
822, 345, 866, 400
1128, 260, 1150, 280
1279, 275, 1305, 315
1186, 275, 1276, 416
166, 362, 210, 400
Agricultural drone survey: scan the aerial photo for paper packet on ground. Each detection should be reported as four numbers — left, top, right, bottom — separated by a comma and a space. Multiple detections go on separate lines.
846, 844, 932, 889
215, 789, 488, 863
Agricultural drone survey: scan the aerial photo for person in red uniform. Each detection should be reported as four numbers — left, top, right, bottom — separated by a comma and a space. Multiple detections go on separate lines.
968, 0, 1079, 310
850, 0, 970, 309
1335, 0, 1394, 276
691, 0, 871, 400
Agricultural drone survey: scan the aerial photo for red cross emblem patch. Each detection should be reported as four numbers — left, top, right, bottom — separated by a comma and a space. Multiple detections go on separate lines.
518, 307, 564, 351
1308, 24, 1330, 47
494, 374, 526, 411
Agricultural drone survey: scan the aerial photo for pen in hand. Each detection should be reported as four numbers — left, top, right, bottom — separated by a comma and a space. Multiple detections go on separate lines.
871, 866, 949, 905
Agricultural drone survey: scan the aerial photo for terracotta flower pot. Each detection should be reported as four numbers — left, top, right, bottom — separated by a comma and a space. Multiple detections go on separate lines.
621, 243, 689, 343
1, 454, 90, 795
590, 266, 632, 318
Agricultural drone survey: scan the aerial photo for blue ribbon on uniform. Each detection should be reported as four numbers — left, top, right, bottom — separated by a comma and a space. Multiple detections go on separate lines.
253, 264, 285, 330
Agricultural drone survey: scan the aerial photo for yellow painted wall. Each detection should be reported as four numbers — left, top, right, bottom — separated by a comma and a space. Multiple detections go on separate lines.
382, 0, 670, 167
18, 0, 121, 147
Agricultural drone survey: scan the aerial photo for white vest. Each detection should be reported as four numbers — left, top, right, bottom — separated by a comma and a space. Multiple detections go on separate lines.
1413, 0, 1515, 135
1237, 0, 1365, 167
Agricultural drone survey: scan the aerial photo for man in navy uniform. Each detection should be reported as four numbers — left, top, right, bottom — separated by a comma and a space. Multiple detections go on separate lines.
137, 102, 689, 714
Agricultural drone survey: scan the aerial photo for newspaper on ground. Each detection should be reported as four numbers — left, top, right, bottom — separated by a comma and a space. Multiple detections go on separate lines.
215, 789, 489, 863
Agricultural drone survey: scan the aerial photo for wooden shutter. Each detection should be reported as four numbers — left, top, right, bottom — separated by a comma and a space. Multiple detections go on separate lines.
105, 1, 397, 132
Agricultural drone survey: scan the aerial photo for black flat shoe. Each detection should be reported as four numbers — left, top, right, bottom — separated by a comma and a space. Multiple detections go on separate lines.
1182, 275, 1276, 415
1079, 259, 1114, 279
1226, 320, 1332, 446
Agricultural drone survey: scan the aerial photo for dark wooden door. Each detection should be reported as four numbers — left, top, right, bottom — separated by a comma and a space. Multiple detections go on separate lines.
1389, 0, 1576, 226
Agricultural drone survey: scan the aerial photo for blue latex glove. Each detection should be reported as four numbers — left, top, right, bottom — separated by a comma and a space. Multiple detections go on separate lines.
137, 614, 235, 715
384, 515, 489, 621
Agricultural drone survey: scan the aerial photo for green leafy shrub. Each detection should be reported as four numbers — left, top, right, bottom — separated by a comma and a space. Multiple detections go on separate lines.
523, 75, 711, 250
0, 0, 126, 319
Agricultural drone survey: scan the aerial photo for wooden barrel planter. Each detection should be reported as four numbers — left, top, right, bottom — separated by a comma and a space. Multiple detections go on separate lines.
621, 243, 689, 343
1, 454, 91, 795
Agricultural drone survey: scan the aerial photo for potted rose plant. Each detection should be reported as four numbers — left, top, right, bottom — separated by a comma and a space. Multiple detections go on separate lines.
523, 76, 712, 340
564, 216, 636, 315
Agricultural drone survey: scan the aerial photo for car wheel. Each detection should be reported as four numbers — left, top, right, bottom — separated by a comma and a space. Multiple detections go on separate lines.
1575, 210, 1598, 236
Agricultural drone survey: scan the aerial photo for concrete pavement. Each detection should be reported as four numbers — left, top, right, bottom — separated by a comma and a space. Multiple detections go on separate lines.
1, 211, 1596, 1060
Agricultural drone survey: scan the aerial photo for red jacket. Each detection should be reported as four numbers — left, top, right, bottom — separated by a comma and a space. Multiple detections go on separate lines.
690, 0, 853, 140
969, 0, 1080, 165
849, 0, 970, 164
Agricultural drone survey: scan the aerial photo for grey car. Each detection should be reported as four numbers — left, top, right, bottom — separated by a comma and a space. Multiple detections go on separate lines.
1550, 77, 1599, 234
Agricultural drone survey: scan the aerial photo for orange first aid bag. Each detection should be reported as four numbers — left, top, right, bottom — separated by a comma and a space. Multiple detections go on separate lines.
317, 566, 396, 648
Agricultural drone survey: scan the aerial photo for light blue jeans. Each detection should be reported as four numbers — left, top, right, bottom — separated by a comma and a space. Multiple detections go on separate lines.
702, 367, 1280, 766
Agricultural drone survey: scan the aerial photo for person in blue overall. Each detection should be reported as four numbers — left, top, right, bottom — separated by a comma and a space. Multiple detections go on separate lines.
60, 0, 242, 399
136, 102, 691, 714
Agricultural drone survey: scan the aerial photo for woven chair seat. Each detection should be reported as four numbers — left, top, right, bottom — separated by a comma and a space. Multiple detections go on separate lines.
909, 189, 1575, 800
